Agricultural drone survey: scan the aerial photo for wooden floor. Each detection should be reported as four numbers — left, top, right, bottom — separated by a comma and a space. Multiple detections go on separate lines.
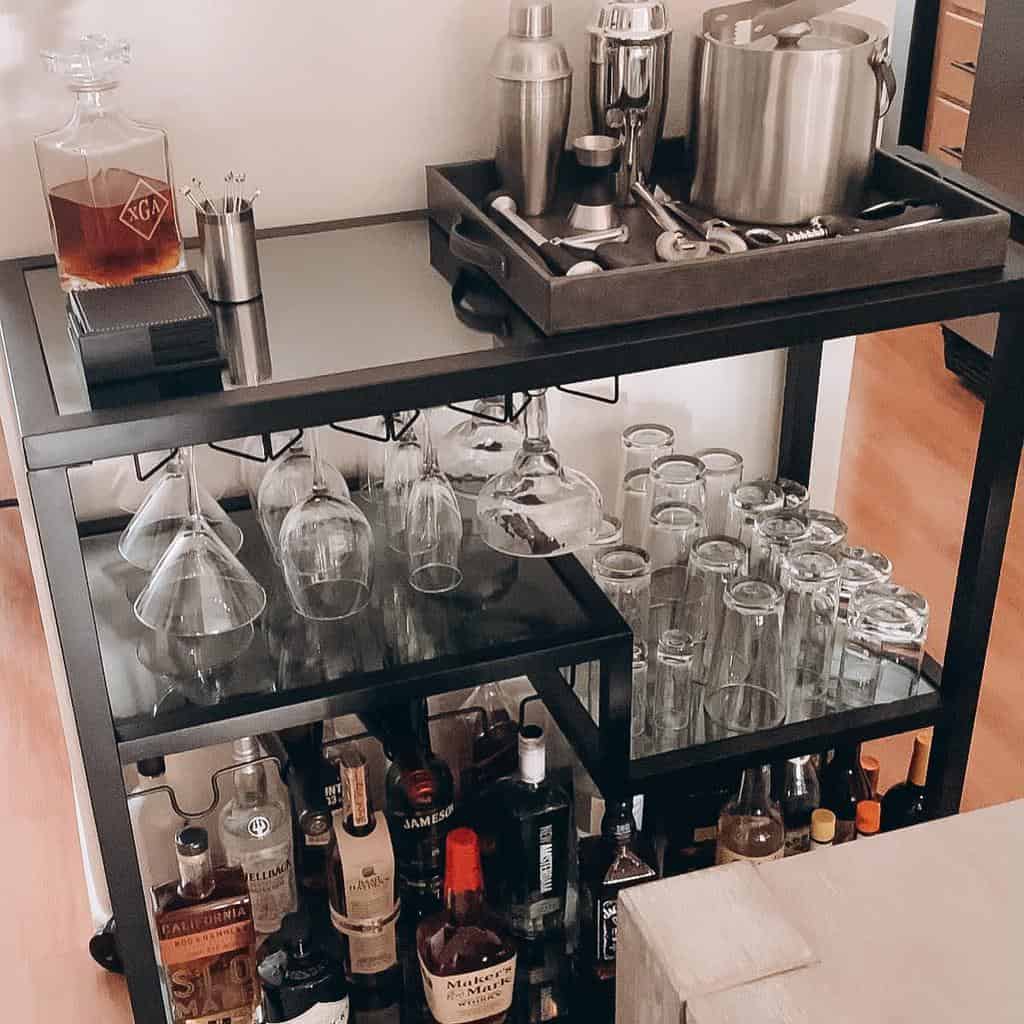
2, 324, 1021, 1021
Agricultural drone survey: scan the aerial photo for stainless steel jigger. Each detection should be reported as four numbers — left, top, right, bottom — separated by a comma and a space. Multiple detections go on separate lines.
197, 202, 262, 303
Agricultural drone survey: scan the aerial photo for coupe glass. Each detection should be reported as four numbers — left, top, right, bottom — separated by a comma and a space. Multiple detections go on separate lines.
476, 389, 602, 557
438, 397, 524, 499
119, 451, 242, 570
256, 436, 349, 559
406, 409, 464, 594
694, 447, 743, 535
134, 447, 266, 637
383, 413, 422, 555
279, 429, 374, 620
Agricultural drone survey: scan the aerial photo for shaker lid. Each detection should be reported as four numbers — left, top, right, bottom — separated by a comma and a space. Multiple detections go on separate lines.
492, 0, 572, 83
509, 1, 553, 39
591, 0, 672, 42
41, 34, 130, 87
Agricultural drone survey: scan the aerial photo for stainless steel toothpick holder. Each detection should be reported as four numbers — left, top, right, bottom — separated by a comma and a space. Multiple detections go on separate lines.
197, 204, 262, 303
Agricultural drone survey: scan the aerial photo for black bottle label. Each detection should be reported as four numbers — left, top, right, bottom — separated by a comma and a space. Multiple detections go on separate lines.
597, 899, 617, 961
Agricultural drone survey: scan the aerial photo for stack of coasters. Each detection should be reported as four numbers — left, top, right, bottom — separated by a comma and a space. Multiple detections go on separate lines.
67, 270, 226, 408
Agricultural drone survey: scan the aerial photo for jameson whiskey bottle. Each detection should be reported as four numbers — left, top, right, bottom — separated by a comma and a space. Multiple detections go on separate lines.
416, 828, 518, 1024
715, 765, 785, 865
327, 748, 401, 992
154, 827, 260, 1024
219, 737, 298, 936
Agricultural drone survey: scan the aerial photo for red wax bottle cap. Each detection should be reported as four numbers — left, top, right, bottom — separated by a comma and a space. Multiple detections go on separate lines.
444, 827, 483, 895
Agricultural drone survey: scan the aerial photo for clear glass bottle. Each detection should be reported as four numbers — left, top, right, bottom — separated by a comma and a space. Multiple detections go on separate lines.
154, 826, 260, 1024
219, 737, 298, 937
780, 755, 821, 856
715, 765, 785, 864
35, 35, 185, 290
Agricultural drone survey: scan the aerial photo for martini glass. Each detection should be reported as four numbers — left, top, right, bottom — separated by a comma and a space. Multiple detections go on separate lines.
134, 447, 266, 637
476, 389, 603, 557
279, 428, 374, 620
438, 397, 523, 499
118, 451, 242, 571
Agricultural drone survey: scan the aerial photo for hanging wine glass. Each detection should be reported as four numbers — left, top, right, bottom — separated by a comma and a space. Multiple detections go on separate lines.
476, 389, 603, 557
383, 413, 422, 555
438, 397, 524, 499
279, 428, 374, 620
406, 409, 464, 594
118, 451, 242, 571
134, 447, 267, 636
256, 435, 349, 559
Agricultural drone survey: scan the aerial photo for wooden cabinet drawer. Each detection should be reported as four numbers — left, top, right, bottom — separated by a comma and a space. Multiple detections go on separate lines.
927, 96, 970, 166
935, 9, 982, 106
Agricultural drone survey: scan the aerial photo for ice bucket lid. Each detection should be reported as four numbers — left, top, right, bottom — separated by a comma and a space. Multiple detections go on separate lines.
590, 0, 672, 42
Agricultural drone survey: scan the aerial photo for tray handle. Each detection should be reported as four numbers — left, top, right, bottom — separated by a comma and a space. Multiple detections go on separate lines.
449, 214, 508, 278
451, 268, 512, 337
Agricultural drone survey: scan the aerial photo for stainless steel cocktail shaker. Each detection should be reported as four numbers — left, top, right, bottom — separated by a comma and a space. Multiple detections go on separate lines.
491, 1, 572, 217
588, 0, 672, 204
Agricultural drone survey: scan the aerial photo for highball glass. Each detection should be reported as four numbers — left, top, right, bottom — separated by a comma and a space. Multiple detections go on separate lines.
725, 480, 785, 551
653, 630, 698, 753
594, 546, 652, 660
777, 478, 810, 512
805, 509, 849, 555
693, 447, 743, 536
750, 510, 811, 584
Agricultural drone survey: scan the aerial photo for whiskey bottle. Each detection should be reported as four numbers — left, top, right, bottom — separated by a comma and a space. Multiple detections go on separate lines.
154, 827, 260, 1024
512, 937, 572, 1024
780, 755, 821, 856
819, 744, 872, 844
650, 778, 735, 876
462, 682, 519, 791
881, 732, 931, 832
381, 702, 456, 901
579, 800, 657, 982
416, 828, 518, 1024
327, 748, 400, 992
856, 799, 881, 838
493, 724, 570, 939
715, 765, 785, 864
219, 737, 299, 936
258, 911, 350, 1023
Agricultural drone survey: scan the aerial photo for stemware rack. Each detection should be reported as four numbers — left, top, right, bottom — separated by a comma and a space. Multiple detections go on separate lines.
2, 143, 1024, 1024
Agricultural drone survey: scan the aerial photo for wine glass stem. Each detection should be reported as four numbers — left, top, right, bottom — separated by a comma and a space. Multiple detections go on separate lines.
184, 446, 202, 522
522, 389, 550, 452
307, 428, 327, 494
420, 409, 438, 474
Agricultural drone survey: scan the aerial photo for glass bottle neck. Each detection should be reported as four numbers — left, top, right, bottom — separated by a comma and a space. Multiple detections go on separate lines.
737, 765, 773, 810
177, 848, 215, 901
446, 887, 485, 925
233, 763, 268, 807
520, 390, 550, 453
70, 85, 121, 122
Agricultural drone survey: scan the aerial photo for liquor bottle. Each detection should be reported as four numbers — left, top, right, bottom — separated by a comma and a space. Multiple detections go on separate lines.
579, 800, 657, 982
493, 724, 571, 939
154, 827, 260, 1024
219, 737, 299, 936
34, 35, 185, 290
380, 702, 456, 901
258, 912, 350, 1023
780, 756, 821, 857
819, 744, 872, 844
416, 828, 518, 1024
861, 753, 881, 801
810, 808, 836, 852
513, 937, 572, 1024
880, 732, 932, 832
462, 682, 519, 791
715, 765, 785, 864
654, 778, 735, 876
327, 748, 400, 991
131, 756, 183, 889
856, 800, 881, 838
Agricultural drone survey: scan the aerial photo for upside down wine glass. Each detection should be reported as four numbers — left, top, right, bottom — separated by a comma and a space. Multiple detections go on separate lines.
279, 428, 374, 620
476, 389, 603, 557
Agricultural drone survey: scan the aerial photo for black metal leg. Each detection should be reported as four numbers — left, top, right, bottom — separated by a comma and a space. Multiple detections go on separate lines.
930, 307, 1024, 817
598, 640, 634, 799
26, 468, 167, 1024
777, 341, 823, 486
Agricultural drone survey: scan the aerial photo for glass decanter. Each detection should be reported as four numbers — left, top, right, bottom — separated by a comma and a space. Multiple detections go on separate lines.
35, 35, 184, 291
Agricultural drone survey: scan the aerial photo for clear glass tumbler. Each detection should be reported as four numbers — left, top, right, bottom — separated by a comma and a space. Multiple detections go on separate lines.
594, 546, 652, 660
582, 514, 623, 576
646, 502, 705, 648
621, 423, 675, 476
649, 455, 707, 513
835, 546, 894, 674
838, 583, 929, 708
631, 650, 648, 751
619, 468, 650, 548
653, 630, 698, 753
777, 478, 810, 512
694, 447, 743, 536
805, 509, 849, 554
751, 510, 811, 584
726, 480, 785, 551
704, 578, 787, 738
781, 545, 841, 721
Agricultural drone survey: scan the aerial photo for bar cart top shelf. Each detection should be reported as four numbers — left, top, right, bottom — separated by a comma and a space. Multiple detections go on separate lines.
2, 196, 1024, 473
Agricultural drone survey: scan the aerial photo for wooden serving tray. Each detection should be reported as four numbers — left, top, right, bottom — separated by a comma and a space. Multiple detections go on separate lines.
426, 139, 1010, 336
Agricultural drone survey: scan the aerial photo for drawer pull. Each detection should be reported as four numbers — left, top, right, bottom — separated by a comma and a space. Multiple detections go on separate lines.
950, 59, 977, 75
939, 144, 965, 160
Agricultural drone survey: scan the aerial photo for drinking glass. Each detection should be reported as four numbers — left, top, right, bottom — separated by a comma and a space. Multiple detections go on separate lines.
649, 455, 707, 513
619, 469, 650, 548
594, 546, 652, 659
134, 447, 266, 637
256, 436, 349, 559
653, 630, 697, 753
119, 451, 242, 570
838, 583, 929, 708
618, 422, 674, 521
725, 479, 785, 550
805, 509, 849, 554
406, 409, 464, 594
383, 413, 422, 555
693, 447, 743, 535
476, 389, 603, 557
781, 545, 840, 720
777, 478, 810, 512
646, 502, 705, 646
704, 578, 787, 738
582, 514, 623, 575
438, 397, 524, 499
680, 536, 748, 681
631, 650, 648, 751
750, 510, 811, 584
278, 429, 375, 620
